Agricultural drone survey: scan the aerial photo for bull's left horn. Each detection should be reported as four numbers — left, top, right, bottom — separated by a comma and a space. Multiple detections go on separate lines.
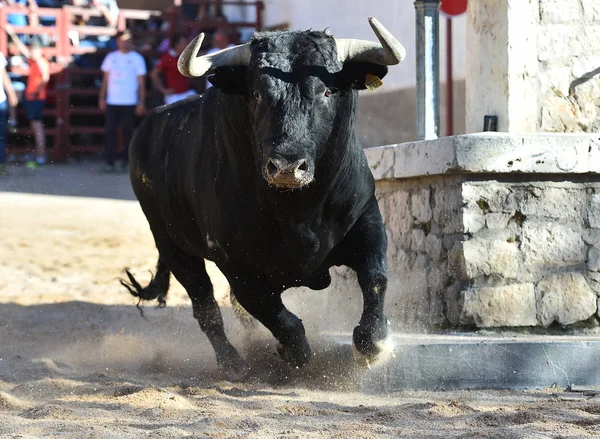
178, 33, 252, 78
335, 17, 406, 65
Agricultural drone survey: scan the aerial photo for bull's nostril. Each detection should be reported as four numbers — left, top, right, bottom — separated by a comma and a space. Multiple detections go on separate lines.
297, 161, 308, 172
266, 159, 279, 177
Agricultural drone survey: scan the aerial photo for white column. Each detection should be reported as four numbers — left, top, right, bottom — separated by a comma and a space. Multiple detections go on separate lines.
465, 0, 539, 133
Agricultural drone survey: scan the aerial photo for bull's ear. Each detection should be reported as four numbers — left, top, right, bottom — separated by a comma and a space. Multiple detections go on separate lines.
207, 66, 248, 95
336, 63, 388, 90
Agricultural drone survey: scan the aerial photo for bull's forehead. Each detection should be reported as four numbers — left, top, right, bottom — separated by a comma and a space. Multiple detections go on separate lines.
250, 30, 343, 74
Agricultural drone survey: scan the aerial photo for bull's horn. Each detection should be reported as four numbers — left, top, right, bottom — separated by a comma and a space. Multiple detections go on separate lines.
335, 17, 406, 65
177, 33, 251, 78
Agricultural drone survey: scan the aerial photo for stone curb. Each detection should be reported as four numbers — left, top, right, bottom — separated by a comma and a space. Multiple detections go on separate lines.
326, 333, 600, 393
365, 133, 600, 180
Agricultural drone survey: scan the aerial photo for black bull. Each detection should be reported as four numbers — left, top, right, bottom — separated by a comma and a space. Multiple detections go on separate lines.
122, 24, 404, 377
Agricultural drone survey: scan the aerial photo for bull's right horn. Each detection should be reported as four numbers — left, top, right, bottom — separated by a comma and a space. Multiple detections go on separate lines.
335, 17, 406, 66
177, 33, 252, 78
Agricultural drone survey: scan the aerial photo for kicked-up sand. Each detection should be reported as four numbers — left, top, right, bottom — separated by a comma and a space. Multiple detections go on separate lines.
0, 165, 599, 438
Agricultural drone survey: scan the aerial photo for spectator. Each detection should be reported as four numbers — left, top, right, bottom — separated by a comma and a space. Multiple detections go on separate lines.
98, 29, 146, 173
4, 0, 33, 44
87, 0, 118, 28
204, 29, 234, 90
7, 55, 26, 132
0, 52, 19, 175
70, 0, 118, 69
150, 34, 195, 106
24, 40, 50, 167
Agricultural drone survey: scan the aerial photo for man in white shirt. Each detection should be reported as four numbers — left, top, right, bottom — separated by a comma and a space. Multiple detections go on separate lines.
99, 29, 146, 172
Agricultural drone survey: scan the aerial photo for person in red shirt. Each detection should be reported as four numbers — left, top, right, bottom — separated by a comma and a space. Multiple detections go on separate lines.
24, 40, 50, 167
150, 34, 195, 105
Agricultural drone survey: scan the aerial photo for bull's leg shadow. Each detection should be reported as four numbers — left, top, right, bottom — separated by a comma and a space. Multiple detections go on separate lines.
228, 275, 312, 368
337, 198, 392, 367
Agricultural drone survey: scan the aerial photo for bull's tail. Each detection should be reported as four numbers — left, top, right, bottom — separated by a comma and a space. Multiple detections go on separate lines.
120, 259, 171, 317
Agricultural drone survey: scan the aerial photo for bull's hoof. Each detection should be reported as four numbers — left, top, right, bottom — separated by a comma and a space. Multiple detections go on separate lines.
276, 340, 312, 368
217, 350, 249, 382
352, 319, 394, 369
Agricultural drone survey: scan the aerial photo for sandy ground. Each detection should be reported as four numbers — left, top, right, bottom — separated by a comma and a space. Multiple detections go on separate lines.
1, 163, 600, 438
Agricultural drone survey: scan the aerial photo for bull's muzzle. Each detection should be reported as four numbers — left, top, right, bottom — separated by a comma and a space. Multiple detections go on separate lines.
264, 157, 313, 189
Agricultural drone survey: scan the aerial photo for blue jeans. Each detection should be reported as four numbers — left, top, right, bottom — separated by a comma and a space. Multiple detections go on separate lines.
0, 100, 7, 165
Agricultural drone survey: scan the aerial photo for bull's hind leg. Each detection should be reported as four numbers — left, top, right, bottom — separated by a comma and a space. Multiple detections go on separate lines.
127, 186, 245, 378
167, 251, 247, 378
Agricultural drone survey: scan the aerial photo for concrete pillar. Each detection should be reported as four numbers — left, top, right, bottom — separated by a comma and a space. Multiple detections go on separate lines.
465, 0, 539, 133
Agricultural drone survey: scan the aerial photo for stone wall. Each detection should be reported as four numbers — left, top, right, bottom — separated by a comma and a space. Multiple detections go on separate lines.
466, 0, 600, 134
286, 133, 600, 333
539, 0, 600, 133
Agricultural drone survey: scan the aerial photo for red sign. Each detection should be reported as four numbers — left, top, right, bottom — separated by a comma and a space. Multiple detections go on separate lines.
441, 0, 467, 16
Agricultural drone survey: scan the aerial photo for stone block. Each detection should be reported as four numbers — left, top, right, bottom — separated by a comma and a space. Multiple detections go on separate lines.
521, 223, 586, 279
463, 182, 513, 214
448, 241, 467, 282
427, 287, 446, 326
427, 263, 447, 295
463, 211, 485, 234
485, 213, 511, 230
539, 0, 582, 23
389, 253, 429, 328
587, 271, 600, 296
367, 146, 395, 180
432, 184, 463, 234
410, 228, 426, 252
588, 247, 600, 272
384, 190, 411, 241
538, 25, 597, 61
520, 185, 586, 223
444, 283, 463, 326
589, 194, 600, 228
425, 233, 443, 262
463, 238, 519, 279
540, 95, 583, 133
412, 188, 432, 224
582, 229, 600, 246
460, 283, 537, 327
582, 0, 600, 21
538, 64, 571, 97
536, 272, 597, 326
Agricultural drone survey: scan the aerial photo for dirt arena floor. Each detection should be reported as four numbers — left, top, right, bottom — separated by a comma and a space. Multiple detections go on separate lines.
1, 162, 600, 438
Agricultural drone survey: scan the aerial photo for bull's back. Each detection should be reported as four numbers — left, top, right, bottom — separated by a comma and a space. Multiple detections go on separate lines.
129, 94, 207, 179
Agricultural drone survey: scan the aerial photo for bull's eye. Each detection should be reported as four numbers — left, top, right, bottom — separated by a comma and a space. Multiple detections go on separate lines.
252, 89, 261, 100
324, 88, 332, 97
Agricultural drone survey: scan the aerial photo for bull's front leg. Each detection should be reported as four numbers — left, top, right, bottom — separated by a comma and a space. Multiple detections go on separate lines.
339, 197, 391, 367
226, 272, 312, 368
